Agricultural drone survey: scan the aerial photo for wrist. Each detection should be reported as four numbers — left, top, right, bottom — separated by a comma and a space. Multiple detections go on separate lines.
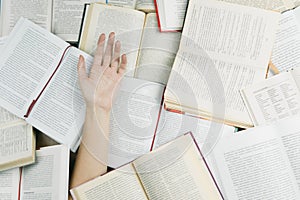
86, 105, 111, 116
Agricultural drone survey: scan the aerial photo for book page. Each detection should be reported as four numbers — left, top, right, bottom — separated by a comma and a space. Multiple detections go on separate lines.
135, 13, 181, 85
135, 0, 155, 12
20, 145, 69, 200
52, 0, 105, 42
133, 134, 222, 199
70, 164, 148, 200
292, 0, 300, 6
108, 77, 164, 168
1, 0, 52, 36
241, 71, 300, 126
0, 18, 68, 118
275, 116, 300, 190
0, 107, 21, 125
153, 109, 236, 151
271, 9, 300, 73
218, 0, 294, 12
0, 168, 19, 200
27, 48, 93, 152
165, 0, 280, 127
107, 0, 137, 8
0, 122, 34, 171
0, 36, 8, 52
79, 3, 145, 76
164, 0, 188, 30
213, 125, 300, 199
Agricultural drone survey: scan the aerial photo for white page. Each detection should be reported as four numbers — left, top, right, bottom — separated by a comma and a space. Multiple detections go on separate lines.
241, 71, 300, 126
135, 13, 181, 85
107, 0, 137, 8
108, 77, 164, 168
79, 4, 145, 76
153, 109, 235, 150
271, 9, 300, 73
0, 168, 19, 200
219, 0, 294, 12
20, 145, 70, 200
276, 116, 300, 190
163, 0, 188, 30
1, 0, 52, 36
27, 48, 93, 152
0, 18, 68, 118
0, 36, 7, 52
165, 0, 280, 127
52, 0, 105, 42
213, 125, 300, 199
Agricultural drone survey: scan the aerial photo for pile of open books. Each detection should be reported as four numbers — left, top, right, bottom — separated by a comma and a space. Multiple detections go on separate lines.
1, 0, 300, 199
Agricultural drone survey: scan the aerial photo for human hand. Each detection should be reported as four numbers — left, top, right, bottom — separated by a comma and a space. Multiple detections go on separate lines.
77, 32, 127, 112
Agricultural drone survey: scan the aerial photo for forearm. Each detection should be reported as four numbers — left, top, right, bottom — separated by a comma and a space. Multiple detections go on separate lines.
70, 107, 111, 189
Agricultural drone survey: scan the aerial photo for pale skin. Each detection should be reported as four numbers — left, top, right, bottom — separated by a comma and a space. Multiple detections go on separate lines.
70, 32, 127, 191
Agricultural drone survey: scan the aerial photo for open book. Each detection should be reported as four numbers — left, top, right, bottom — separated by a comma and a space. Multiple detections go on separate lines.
79, 3, 181, 82
241, 68, 300, 126
71, 134, 223, 200
0, 107, 35, 172
0, 145, 69, 200
271, 6, 300, 73
107, 77, 236, 168
0, 18, 95, 152
0, 0, 109, 42
164, 0, 280, 128
154, 0, 188, 32
212, 116, 300, 199
107, 0, 155, 12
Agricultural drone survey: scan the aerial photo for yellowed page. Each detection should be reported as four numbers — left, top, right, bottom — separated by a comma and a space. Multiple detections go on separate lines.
80, 3, 145, 76
133, 134, 222, 200
70, 164, 148, 200
135, 13, 181, 84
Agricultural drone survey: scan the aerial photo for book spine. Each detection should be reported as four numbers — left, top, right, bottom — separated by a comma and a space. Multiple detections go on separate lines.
188, 132, 225, 200
24, 45, 72, 118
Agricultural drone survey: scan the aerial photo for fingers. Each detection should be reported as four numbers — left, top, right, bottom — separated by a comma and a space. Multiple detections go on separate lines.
118, 54, 127, 76
91, 34, 106, 74
102, 32, 115, 67
111, 40, 121, 70
78, 55, 87, 82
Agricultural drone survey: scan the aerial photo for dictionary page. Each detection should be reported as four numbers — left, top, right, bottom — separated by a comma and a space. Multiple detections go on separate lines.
20, 145, 70, 200
108, 77, 164, 168
165, 0, 280, 128
0, 168, 20, 200
133, 134, 223, 200
79, 3, 145, 76
1, 0, 52, 36
213, 125, 300, 199
0, 18, 68, 119
52, 0, 105, 42
241, 71, 300, 126
135, 13, 181, 85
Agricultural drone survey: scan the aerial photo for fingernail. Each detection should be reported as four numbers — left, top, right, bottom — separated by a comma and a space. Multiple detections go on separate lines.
109, 32, 115, 38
